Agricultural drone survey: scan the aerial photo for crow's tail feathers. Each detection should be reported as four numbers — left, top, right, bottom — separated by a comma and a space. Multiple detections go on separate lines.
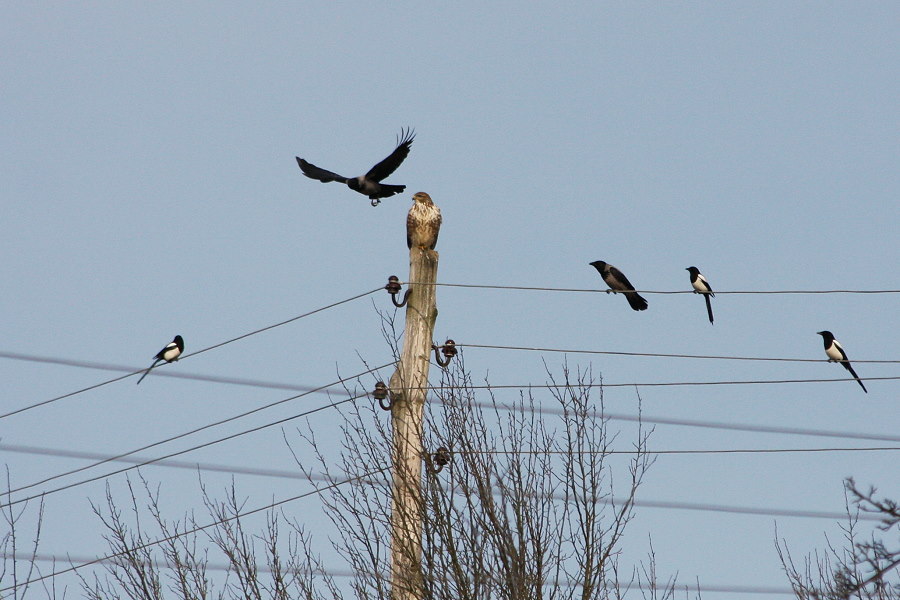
625, 291, 649, 311
373, 184, 406, 199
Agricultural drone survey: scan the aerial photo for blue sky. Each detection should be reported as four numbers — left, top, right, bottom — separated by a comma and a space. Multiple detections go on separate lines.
2, 3, 898, 597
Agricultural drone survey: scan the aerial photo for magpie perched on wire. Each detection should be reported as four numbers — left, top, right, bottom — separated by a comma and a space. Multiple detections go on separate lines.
589, 260, 648, 311
136, 335, 184, 385
817, 330, 867, 393
686, 266, 715, 324
295, 128, 415, 206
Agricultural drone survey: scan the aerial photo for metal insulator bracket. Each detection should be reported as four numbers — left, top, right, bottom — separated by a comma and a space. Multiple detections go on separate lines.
373, 381, 392, 411
385, 275, 410, 307
428, 447, 452, 473
432, 339, 457, 367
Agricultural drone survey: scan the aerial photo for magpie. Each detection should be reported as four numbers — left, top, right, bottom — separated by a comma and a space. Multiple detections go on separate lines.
136, 335, 184, 385
295, 128, 415, 206
817, 330, 867, 393
686, 266, 715, 324
589, 261, 648, 311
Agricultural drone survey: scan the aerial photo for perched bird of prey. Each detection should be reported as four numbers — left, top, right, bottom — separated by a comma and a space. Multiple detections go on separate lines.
295, 128, 415, 206
686, 266, 715, 324
817, 331, 867, 393
137, 335, 184, 385
407, 192, 442, 251
589, 261, 648, 311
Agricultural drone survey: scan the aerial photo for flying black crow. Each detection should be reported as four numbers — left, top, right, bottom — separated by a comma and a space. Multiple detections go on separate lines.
686, 266, 715, 324
296, 128, 415, 206
817, 330, 867, 393
589, 261, 648, 311
137, 335, 184, 385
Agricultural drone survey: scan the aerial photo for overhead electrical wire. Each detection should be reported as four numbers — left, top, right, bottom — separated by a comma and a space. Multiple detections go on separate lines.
1, 553, 798, 595
0, 442, 312, 480
1, 442, 890, 524
455, 343, 900, 364
453, 398, 900, 443
6, 368, 900, 506
0, 389, 373, 509
460, 446, 900, 456
416, 375, 900, 390
4, 441, 898, 477
0, 466, 392, 594
1, 453, 888, 597
0, 460, 887, 596
0, 350, 365, 393
403, 281, 900, 295
0, 286, 382, 421
1, 363, 393, 506
3, 343, 896, 395
184, 286, 382, 359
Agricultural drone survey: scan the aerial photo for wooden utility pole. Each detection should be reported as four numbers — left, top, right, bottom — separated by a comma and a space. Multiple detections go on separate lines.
388, 243, 439, 600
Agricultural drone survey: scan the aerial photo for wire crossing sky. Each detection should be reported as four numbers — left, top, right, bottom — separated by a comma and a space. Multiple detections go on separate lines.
1, 3, 898, 598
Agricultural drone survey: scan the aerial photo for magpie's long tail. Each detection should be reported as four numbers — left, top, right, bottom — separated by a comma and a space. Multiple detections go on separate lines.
842, 361, 868, 393
137, 359, 161, 385
704, 294, 714, 324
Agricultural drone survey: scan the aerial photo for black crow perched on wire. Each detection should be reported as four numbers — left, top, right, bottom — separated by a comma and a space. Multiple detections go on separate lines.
817, 330, 867, 393
686, 266, 715, 324
137, 335, 184, 385
589, 261, 648, 311
296, 128, 415, 206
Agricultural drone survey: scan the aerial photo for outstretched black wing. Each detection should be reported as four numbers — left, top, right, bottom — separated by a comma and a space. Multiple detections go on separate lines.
365, 128, 415, 182
296, 157, 349, 184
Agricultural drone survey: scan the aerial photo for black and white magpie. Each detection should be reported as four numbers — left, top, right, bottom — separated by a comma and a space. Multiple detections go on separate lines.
817, 330, 867, 393
686, 266, 715, 324
136, 335, 184, 385
589, 261, 648, 311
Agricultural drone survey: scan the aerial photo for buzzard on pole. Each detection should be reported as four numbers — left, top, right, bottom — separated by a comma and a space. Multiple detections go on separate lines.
296, 128, 415, 206
407, 192, 441, 250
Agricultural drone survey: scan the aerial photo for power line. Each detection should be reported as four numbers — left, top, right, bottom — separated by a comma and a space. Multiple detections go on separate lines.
0, 443, 310, 480
184, 286, 382, 359
0, 390, 373, 511
3, 346, 895, 401
0, 286, 382, 421
9, 372, 890, 506
1, 554, 797, 595
403, 281, 900, 295
0, 467, 391, 594
1, 363, 393, 506
0, 471, 884, 596
0, 350, 371, 393
439, 397, 900, 444
457, 343, 900, 364
5, 441, 898, 475
3, 440, 890, 524
8, 369, 895, 506
0, 452, 886, 596
461, 446, 900, 456
418, 375, 900, 390
597, 409, 900, 444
